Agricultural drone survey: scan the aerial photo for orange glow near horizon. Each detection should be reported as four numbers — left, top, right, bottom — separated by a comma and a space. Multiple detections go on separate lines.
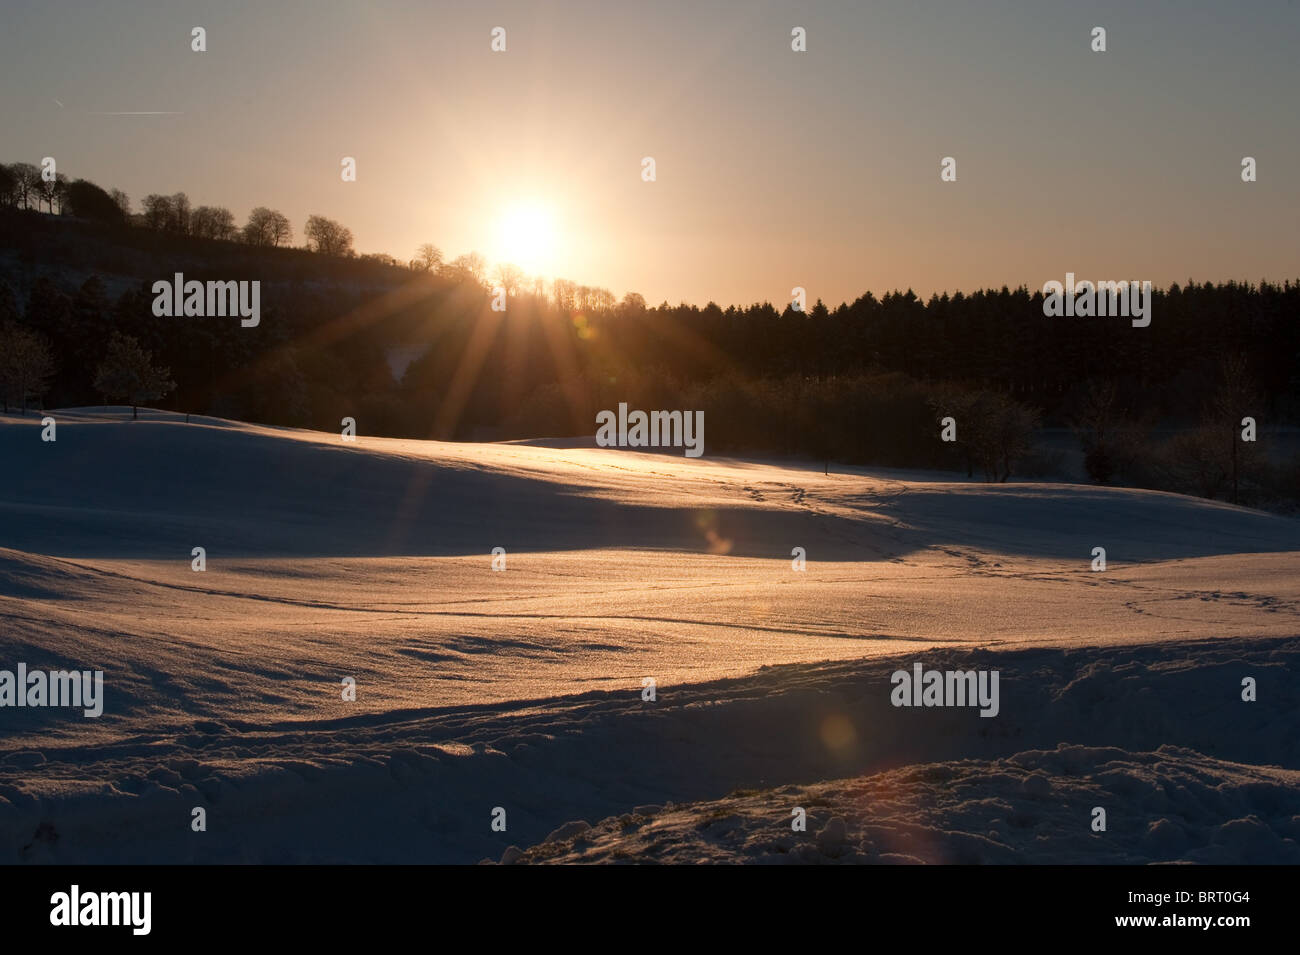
492, 201, 561, 276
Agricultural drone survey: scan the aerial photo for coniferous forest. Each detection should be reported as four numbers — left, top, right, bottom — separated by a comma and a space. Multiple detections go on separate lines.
2, 175, 1297, 509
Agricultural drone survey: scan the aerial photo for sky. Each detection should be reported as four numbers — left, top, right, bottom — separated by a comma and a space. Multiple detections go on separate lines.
2, 0, 1297, 307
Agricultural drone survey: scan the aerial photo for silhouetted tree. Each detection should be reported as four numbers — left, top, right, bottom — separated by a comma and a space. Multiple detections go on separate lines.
63, 179, 127, 225
0, 321, 55, 413
7, 163, 40, 210
304, 214, 354, 256
492, 263, 524, 297
553, 278, 576, 311
141, 193, 173, 230
934, 387, 1038, 482
169, 192, 192, 233
37, 171, 68, 213
444, 252, 487, 285
1208, 354, 1261, 505
0, 165, 16, 207
412, 243, 442, 271
191, 205, 237, 240
243, 206, 292, 247
93, 332, 176, 419
1071, 379, 1122, 483
110, 188, 131, 217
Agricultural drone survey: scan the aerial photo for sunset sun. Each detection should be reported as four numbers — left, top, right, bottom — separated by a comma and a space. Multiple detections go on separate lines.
493, 201, 559, 275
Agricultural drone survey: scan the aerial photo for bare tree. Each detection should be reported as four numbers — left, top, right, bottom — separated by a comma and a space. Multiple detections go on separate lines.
268, 210, 292, 247
142, 194, 174, 230
444, 252, 487, 285
1162, 428, 1230, 500
191, 205, 237, 240
552, 278, 577, 311
989, 396, 1039, 483
243, 207, 292, 247
1070, 379, 1123, 483
304, 214, 354, 256
169, 192, 192, 233
412, 243, 443, 272
492, 262, 525, 297
0, 321, 55, 414
0, 165, 16, 207
932, 387, 1039, 482
37, 171, 68, 213
110, 188, 131, 217
1208, 354, 1261, 505
9, 163, 41, 210
93, 332, 176, 420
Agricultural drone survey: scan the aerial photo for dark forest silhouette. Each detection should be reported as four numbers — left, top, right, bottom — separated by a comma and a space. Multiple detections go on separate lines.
2, 163, 1297, 509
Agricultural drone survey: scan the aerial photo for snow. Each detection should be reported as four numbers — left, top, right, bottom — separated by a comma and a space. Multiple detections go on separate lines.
513, 745, 1300, 865
1, 408, 1297, 863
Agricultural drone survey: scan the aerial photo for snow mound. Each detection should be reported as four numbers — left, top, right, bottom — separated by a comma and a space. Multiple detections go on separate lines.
505, 747, 1300, 864
2, 410, 1298, 863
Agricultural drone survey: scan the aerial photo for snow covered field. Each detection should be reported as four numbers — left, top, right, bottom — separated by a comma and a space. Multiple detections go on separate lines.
1, 409, 1297, 863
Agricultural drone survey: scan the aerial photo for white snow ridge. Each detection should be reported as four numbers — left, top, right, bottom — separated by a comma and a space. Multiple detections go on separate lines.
1, 409, 1298, 864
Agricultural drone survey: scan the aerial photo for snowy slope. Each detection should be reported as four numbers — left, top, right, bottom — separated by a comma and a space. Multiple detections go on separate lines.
1, 409, 1297, 863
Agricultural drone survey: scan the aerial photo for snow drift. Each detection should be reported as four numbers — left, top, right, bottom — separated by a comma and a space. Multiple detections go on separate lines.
1, 409, 1297, 863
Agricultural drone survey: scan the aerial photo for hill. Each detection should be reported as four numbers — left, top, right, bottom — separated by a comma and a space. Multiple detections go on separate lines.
2, 410, 1298, 862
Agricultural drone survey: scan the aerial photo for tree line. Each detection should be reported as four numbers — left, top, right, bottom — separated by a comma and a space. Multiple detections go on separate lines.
2, 159, 1297, 509
0, 161, 367, 261
0, 160, 500, 277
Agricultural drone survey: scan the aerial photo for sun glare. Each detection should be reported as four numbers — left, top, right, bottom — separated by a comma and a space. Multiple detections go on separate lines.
494, 202, 559, 275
